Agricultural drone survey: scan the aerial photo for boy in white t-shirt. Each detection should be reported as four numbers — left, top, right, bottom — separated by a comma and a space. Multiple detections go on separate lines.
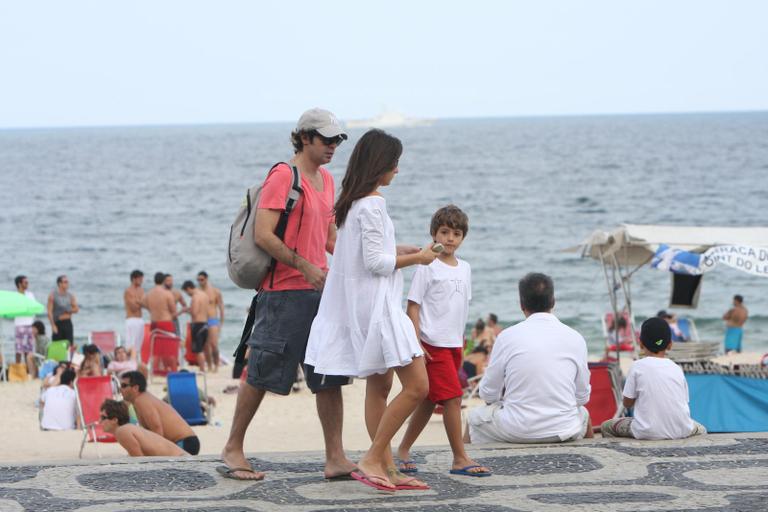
601, 317, 707, 440
396, 205, 491, 477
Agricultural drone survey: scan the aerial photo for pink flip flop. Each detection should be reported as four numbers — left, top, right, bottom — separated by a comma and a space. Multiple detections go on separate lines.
393, 476, 431, 491
350, 471, 396, 492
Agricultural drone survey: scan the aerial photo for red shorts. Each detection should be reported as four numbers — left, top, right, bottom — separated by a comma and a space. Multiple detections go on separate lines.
423, 342, 463, 404
150, 321, 176, 333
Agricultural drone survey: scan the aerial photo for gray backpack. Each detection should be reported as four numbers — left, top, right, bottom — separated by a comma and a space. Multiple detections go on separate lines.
227, 163, 302, 290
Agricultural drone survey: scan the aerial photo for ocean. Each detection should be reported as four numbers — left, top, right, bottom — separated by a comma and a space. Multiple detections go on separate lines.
1, 112, 767, 359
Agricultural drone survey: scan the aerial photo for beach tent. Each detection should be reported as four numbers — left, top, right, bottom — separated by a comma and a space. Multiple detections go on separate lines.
567, 224, 768, 350
570, 225, 768, 432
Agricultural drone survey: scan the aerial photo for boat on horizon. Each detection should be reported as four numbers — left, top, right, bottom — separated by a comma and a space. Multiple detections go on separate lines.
345, 111, 434, 129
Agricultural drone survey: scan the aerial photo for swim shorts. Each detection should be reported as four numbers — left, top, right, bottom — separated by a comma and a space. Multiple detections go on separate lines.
207, 318, 220, 328
150, 321, 176, 334
176, 435, 200, 455
246, 290, 352, 395
14, 325, 34, 353
724, 327, 743, 352
190, 322, 208, 354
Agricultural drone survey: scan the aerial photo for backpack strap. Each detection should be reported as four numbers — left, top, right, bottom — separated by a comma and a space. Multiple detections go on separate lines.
268, 164, 303, 288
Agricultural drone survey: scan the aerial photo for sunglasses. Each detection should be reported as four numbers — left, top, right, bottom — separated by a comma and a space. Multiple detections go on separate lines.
120, 383, 131, 388
312, 131, 344, 146
99, 413, 110, 420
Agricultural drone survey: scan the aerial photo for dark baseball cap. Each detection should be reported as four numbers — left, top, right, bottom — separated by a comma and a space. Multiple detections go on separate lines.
640, 317, 672, 353
656, 309, 672, 319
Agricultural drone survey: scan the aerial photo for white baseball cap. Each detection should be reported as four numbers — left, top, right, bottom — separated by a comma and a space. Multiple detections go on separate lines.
296, 108, 348, 139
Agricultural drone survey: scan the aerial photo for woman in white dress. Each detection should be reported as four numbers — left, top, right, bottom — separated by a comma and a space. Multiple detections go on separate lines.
305, 129, 438, 491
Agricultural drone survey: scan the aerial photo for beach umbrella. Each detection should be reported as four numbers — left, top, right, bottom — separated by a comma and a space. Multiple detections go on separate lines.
0, 290, 45, 319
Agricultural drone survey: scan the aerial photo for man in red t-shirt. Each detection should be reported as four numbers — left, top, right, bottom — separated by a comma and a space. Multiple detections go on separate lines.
220, 108, 356, 482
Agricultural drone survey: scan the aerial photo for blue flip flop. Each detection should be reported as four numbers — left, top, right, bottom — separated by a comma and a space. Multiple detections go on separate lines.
397, 460, 418, 474
449, 465, 492, 477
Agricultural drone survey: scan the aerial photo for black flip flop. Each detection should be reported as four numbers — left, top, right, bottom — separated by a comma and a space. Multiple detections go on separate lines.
216, 465, 265, 481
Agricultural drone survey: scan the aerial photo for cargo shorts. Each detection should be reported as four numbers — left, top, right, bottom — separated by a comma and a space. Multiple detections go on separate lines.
246, 289, 352, 395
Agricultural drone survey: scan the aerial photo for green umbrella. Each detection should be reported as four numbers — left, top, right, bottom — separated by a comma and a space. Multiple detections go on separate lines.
0, 290, 45, 319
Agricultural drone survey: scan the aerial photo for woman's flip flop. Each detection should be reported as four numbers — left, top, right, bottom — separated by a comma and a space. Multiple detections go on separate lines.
350, 471, 396, 492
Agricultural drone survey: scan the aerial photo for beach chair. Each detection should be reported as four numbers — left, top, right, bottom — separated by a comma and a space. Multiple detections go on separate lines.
147, 329, 181, 382
88, 331, 120, 355
74, 375, 120, 458
47, 340, 70, 362
676, 317, 700, 343
167, 371, 210, 425
585, 362, 623, 431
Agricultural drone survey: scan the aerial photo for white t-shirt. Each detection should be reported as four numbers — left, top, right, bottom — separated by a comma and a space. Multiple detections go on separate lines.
623, 357, 694, 440
407, 258, 471, 348
14, 290, 36, 326
478, 313, 591, 440
40, 385, 78, 431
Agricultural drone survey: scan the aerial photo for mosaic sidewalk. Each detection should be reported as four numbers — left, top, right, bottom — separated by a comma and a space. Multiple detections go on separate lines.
2, 433, 768, 511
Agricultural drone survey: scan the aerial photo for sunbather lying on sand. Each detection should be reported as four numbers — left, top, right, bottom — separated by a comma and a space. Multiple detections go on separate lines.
100, 399, 186, 457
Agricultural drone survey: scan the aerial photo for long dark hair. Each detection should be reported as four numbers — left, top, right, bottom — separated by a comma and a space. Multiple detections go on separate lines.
334, 129, 402, 228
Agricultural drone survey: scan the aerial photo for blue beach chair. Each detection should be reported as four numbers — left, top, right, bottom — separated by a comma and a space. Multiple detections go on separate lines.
676, 317, 700, 342
167, 372, 209, 426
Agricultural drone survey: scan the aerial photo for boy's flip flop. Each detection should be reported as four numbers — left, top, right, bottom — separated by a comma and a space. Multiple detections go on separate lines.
350, 471, 396, 492
215, 465, 265, 481
449, 465, 492, 477
397, 459, 418, 474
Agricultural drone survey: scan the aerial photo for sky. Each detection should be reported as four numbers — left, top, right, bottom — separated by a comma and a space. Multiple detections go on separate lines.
1, 0, 767, 128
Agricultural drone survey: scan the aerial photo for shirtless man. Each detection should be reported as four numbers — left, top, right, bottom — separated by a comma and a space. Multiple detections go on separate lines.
723, 294, 748, 353
164, 274, 188, 337
119, 370, 200, 455
124, 270, 145, 360
100, 399, 186, 457
144, 272, 178, 334
182, 280, 210, 371
197, 271, 224, 372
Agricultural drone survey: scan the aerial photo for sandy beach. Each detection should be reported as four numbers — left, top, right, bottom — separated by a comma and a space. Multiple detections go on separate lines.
2, 352, 763, 464
0, 370, 479, 464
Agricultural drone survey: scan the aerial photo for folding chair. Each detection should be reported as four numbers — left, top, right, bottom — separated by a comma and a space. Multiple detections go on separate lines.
47, 340, 70, 362
167, 371, 210, 425
147, 329, 181, 382
74, 375, 120, 458
89, 331, 120, 355
676, 317, 700, 343
585, 361, 623, 432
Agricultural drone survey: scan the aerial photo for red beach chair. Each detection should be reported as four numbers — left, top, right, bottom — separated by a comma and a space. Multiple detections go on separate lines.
147, 329, 181, 382
88, 331, 120, 354
75, 375, 120, 458
585, 362, 623, 431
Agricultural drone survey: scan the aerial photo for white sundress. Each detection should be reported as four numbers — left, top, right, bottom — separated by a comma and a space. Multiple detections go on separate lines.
304, 195, 423, 378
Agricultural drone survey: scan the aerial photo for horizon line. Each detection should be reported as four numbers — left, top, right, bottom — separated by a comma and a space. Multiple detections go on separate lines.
2, 108, 767, 132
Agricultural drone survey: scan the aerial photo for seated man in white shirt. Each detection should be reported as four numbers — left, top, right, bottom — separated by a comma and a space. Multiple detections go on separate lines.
465, 272, 593, 444
40, 368, 80, 431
